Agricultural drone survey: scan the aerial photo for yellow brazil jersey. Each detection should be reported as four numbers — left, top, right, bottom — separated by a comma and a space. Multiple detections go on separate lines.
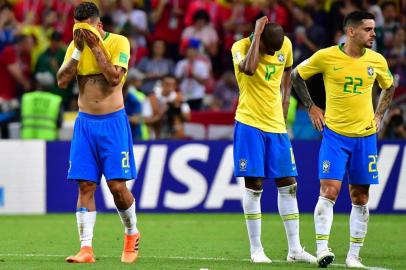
297, 45, 393, 137
231, 36, 293, 133
63, 32, 130, 83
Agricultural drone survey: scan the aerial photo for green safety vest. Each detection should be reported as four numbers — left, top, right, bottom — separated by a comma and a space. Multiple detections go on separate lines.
21, 91, 62, 140
130, 88, 150, 140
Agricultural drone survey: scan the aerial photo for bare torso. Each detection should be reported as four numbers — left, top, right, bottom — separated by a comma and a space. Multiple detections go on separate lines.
77, 74, 124, 114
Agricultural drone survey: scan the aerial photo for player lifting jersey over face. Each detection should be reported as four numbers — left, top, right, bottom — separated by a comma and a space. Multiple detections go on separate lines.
57, 1, 140, 264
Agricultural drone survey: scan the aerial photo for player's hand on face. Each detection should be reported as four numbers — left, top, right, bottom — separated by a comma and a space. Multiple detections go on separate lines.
254, 16, 268, 36
82, 29, 99, 49
309, 105, 325, 131
74, 29, 84, 51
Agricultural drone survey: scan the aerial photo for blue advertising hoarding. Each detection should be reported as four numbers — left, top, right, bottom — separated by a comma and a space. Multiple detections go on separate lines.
46, 140, 406, 213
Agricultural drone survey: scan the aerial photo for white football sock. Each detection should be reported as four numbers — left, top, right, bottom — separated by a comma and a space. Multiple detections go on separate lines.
76, 210, 96, 247
314, 196, 335, 253
347, 204, 369, 258
117, 200, 139, 235
278, 183, 302, 253
243, 188, 263, 255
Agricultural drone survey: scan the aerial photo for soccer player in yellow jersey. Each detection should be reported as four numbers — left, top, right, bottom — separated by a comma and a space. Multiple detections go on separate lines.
57, 2, 140, 264
232, 16, 316, 264
292, 11, 395, 268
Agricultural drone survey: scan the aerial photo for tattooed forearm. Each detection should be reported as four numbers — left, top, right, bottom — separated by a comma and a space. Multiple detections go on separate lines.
375, 84, 395, 119
56, 59, 78, 88
91, 47, 123, 86
291, 69, 314, 110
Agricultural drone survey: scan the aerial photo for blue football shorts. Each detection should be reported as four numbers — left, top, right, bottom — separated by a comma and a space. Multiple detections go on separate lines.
319, 126, 378, 184
67, 109, 137, 184
233, 121, 298, 179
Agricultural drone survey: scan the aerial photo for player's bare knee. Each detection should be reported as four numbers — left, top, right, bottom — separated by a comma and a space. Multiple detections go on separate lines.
275, 176, 296, 188
107, 181, 127, 196
244, 177, 263, 191
78, 181, 97, 195
320, 185, 339, 201
350, 192, 369, 205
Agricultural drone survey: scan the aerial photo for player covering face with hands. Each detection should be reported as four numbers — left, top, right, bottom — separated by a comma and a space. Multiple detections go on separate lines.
57, 2, 140, 264
231, 16, 317, 264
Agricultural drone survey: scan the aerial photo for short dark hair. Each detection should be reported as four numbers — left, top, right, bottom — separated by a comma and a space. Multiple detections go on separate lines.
193, 9, 210, 24
381, 0, 397, 11
74, 2, 100, 21
162, 74, 177, 82
343, 11, 375, 30
302, 5, 315, 18
50, 31, 62, 41
261, 23, 284, 52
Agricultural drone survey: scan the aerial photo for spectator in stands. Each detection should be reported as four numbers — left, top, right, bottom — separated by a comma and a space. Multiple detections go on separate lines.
112, 0, 149, 59
211, 71, 239, 111
0, 3, 19, 52
327, 0, 362, 43
20, 74, 63, 141
0, 34, 34, 138
376, 1, 400, 52
124, 68, 150, 141
293, 5, 328, 64
363, 0, 384, 27
12, 0, 45, 25
181, 9, 219, 57
149, 0, 189, 61
175, 39, 210, 111
148, 75, 191, 139
20, 8, 59, 70
302, 0, 328, 27
380, 107, 406, 139
35, 31, 72, 110
184, 0, 222, 30
221, 0, 258, 69
123, 81, 143, 142
256, 0, 293, 33
53, 1, 75, 44
385, 27, 406, 87
136, 39, 175, 94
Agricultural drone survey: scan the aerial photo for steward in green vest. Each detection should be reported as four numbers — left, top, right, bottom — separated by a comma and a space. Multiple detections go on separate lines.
21, 91, 62, 140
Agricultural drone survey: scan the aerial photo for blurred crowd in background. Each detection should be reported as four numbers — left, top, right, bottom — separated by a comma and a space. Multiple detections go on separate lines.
0, 0, 405, 141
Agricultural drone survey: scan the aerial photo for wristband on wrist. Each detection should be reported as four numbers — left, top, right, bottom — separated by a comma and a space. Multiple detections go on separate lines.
72, 48, 82, 61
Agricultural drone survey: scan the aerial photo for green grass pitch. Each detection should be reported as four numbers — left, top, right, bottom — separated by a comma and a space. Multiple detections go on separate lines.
0, 214, 405, 269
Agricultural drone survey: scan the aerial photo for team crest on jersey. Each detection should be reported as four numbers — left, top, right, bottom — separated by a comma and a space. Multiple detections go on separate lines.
233, 51, 243, 63
367, 66, 374, 76
322, 160, 331, 173
239, 159, 247, 171
278, 53, 285, 62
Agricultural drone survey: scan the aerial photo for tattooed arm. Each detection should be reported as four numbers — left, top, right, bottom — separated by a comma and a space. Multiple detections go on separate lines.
239, 16, 267, 75
374, 84, 395, 132
57, 59, 79, 89
82, 30, 125, 86
57, 30, 84, 89
291, 68, 325, 131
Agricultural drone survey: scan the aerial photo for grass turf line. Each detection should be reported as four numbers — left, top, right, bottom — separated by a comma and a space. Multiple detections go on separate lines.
0, 213, 404, 269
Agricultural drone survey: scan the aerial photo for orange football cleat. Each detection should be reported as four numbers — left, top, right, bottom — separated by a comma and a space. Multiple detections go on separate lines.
121, 233, 140, 263
65, 246, 96, 263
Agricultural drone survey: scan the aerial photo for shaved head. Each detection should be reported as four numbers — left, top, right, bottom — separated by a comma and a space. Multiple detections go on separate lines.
261, 23, 284, 54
